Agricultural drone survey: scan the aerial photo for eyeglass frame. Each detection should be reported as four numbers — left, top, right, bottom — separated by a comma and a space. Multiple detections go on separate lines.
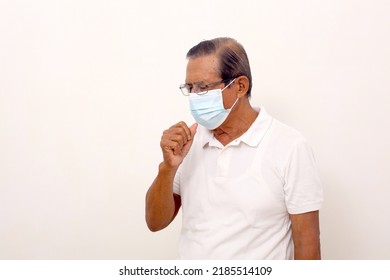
179, 78, 236, 96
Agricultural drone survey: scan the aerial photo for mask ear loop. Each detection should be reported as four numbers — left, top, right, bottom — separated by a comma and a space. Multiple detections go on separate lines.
221, 78, 239, 110
228, 97, 240, 110
221, 78, 236, 91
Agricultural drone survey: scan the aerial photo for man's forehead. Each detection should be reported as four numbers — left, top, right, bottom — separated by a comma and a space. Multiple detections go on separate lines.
185, 55, 219, 83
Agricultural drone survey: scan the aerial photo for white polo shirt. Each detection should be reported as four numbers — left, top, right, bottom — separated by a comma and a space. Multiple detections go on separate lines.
173, 108, 323, 259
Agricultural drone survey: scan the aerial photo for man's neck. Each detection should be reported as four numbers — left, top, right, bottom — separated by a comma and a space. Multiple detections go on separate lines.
212, 102, 259, 146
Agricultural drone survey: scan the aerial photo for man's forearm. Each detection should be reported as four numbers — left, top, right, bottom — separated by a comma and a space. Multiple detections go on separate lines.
145, 162, 178, 232
294, 243, 321, 260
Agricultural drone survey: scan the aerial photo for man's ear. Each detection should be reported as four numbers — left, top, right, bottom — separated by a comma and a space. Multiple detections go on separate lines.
235, 76, 250, 98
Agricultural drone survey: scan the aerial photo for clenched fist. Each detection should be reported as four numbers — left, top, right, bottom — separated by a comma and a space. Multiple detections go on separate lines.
160, 122, 198, 168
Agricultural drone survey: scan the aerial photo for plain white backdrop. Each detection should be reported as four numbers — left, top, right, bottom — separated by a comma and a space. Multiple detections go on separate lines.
0, 0, 389, 259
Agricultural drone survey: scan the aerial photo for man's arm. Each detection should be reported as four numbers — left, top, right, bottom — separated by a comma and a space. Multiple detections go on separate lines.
145, 122, 197, 232
290, 210, 321, 259
145, 162, 181, 232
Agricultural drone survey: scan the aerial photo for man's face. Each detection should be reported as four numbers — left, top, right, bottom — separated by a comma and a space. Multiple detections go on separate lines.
185, 55, 234, 109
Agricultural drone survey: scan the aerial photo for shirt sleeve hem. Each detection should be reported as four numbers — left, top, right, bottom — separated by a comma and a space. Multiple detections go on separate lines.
287, 202, 323, 215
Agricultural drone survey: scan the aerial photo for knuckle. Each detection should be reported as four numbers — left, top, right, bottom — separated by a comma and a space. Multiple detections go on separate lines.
172, 141, 182, 150
177, 121, 188, 130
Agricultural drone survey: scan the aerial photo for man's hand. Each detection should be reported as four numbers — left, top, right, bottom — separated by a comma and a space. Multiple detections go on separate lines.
160, 122, 198, 168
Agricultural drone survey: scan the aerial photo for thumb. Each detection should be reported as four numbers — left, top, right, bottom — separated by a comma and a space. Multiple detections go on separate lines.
189, 123, 198, 139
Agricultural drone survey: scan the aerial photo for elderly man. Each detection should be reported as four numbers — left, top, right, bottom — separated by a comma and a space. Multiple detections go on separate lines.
145, 37, 323, 259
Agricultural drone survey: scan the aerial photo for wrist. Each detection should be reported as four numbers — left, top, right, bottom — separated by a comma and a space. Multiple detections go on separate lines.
158, 161, 179, 176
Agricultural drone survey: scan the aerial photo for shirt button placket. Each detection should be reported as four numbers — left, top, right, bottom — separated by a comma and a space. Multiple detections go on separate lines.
216, 147, 232, 178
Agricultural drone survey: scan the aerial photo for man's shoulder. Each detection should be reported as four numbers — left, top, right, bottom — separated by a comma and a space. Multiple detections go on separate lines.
266, 117, 309, 150
255, 107, 304, 139
271, 118, 305, 139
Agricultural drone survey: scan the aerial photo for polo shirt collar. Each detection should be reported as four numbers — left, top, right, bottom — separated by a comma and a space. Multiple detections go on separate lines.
200, 107, 273, 148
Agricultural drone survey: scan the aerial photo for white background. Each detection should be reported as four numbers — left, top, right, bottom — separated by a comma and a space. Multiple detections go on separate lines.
0, 0, 389, 259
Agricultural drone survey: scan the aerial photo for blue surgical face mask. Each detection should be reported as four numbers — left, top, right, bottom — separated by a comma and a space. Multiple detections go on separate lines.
189, 79, 238, 130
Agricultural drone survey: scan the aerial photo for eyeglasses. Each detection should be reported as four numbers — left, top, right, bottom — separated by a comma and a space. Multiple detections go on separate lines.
179, 78, 234, 96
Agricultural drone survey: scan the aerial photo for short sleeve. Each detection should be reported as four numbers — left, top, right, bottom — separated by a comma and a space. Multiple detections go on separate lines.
283, 139, 324, 214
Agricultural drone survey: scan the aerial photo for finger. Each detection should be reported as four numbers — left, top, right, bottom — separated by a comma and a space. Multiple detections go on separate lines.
162, 128, 187, 148
170, 134, 186, 148
174, 121, 192, 141
161, 131, 185, 152
168, 128, 188, 145
162, 138, 183, 156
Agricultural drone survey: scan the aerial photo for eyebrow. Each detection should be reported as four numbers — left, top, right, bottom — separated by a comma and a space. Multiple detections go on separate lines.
185, 81, 206, 86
